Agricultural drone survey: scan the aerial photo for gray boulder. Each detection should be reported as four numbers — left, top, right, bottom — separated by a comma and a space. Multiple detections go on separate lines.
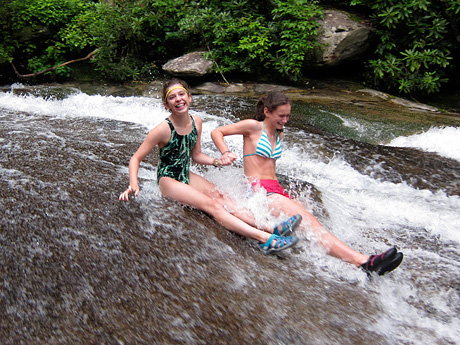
162, 51, 214, 77
306, 10, 373, 68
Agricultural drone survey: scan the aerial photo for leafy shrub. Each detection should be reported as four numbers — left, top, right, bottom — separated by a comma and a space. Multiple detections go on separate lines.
1, 0, 192, 81
351, 0, 460, 95
1, 0, 93, 77
60, 0, 192, 81
178, 0, 322, 81
2, 0, 458, 93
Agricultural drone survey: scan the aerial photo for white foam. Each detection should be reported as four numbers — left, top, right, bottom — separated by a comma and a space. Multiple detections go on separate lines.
0, 91, 169, 129
388, 126, 460, 162
279, 133, 460, 246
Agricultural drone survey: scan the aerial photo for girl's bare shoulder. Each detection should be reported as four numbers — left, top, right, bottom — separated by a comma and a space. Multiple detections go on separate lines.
240, 119, 262, 132
191, 114, 202, 122
145, 119, 171, 143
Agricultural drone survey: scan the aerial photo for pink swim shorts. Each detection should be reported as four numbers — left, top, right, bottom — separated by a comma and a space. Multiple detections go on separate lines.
251, 179, 291, 199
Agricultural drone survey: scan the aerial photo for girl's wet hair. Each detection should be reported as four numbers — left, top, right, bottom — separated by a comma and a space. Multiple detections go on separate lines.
162, 79, 190, 103
254, 92, 291, 121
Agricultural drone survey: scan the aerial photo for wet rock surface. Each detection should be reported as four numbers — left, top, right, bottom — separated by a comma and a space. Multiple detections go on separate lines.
1, 83, 459, 345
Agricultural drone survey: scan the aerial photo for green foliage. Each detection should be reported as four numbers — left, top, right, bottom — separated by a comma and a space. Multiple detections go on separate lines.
62, 0, 192, 81
271, 0, 323, 78
351, 0, 459, 95
1, 0, 192, 81
178, 0, 322, 80
10, 0, 89, 28
177, 1, 268, 74
2, 0, 458, 93
0, 0, 93, 77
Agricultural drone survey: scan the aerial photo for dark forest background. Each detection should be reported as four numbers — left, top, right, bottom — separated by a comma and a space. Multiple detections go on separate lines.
1, 0, 459, 97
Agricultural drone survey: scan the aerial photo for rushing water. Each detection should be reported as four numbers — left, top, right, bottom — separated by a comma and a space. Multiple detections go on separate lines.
1, 84, 459, 345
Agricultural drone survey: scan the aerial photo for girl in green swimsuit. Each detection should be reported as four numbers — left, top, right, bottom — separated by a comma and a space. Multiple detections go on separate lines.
119, 79, 300, 254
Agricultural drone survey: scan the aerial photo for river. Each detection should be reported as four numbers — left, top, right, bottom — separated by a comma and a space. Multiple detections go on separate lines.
1, 83, 459, 345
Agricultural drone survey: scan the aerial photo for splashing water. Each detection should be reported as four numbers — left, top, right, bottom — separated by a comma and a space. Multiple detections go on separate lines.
1, 85, 459, 345
389, 126, 460, 162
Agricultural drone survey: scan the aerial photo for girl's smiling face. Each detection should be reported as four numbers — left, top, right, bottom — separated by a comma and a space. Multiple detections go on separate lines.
164, 84, 192, 114
265, 103, 291, 130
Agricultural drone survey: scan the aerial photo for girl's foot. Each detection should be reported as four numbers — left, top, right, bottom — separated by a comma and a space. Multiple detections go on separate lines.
361, 247, 404, 276
260, 234, 299, 254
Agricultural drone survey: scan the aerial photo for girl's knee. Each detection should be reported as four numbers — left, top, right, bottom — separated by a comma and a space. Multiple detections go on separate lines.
204, 200, 227, 217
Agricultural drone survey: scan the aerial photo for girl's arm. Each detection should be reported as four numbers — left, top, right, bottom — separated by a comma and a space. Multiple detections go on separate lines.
190, 116, 223, 166
119, 122, 169, 200
211, 119, 259, 165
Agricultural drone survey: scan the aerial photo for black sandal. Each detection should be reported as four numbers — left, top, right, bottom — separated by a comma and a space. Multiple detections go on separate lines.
361, 247, 404, 276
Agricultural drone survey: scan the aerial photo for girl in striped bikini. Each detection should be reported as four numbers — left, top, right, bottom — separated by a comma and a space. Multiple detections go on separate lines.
211, 91, 404, 276
119, 79, 300, 254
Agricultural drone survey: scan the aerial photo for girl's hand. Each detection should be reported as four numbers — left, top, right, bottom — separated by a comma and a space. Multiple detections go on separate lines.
219, 151, 238, 166
119, 185, 140, 201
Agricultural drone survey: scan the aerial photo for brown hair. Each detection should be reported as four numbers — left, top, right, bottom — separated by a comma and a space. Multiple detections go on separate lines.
254, 92, 291, 121
161, 79, 190, 103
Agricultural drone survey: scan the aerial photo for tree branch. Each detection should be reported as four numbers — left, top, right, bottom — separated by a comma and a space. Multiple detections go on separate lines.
11, 49, 99, 78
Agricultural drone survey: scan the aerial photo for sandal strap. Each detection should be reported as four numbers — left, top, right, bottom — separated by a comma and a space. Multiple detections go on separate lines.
260, 234, 299, 254
260, 234, 279, 250
274, 214, 302, 236
273, 237, 284, 249
261, 234, 293, 250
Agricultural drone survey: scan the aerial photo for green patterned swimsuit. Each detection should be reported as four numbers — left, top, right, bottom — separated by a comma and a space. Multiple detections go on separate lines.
157, 116, 197, 184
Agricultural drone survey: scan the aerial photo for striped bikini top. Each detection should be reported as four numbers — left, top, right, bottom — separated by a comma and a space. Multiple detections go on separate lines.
243, 122, 282, 160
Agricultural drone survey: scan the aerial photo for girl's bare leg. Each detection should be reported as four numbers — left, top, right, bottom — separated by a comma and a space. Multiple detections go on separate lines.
159, 176, 272, 243
266, 194, 368, 266
188, 173, 280, 234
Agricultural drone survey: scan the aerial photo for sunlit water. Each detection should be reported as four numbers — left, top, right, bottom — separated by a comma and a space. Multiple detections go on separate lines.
1, 84, 459, 344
